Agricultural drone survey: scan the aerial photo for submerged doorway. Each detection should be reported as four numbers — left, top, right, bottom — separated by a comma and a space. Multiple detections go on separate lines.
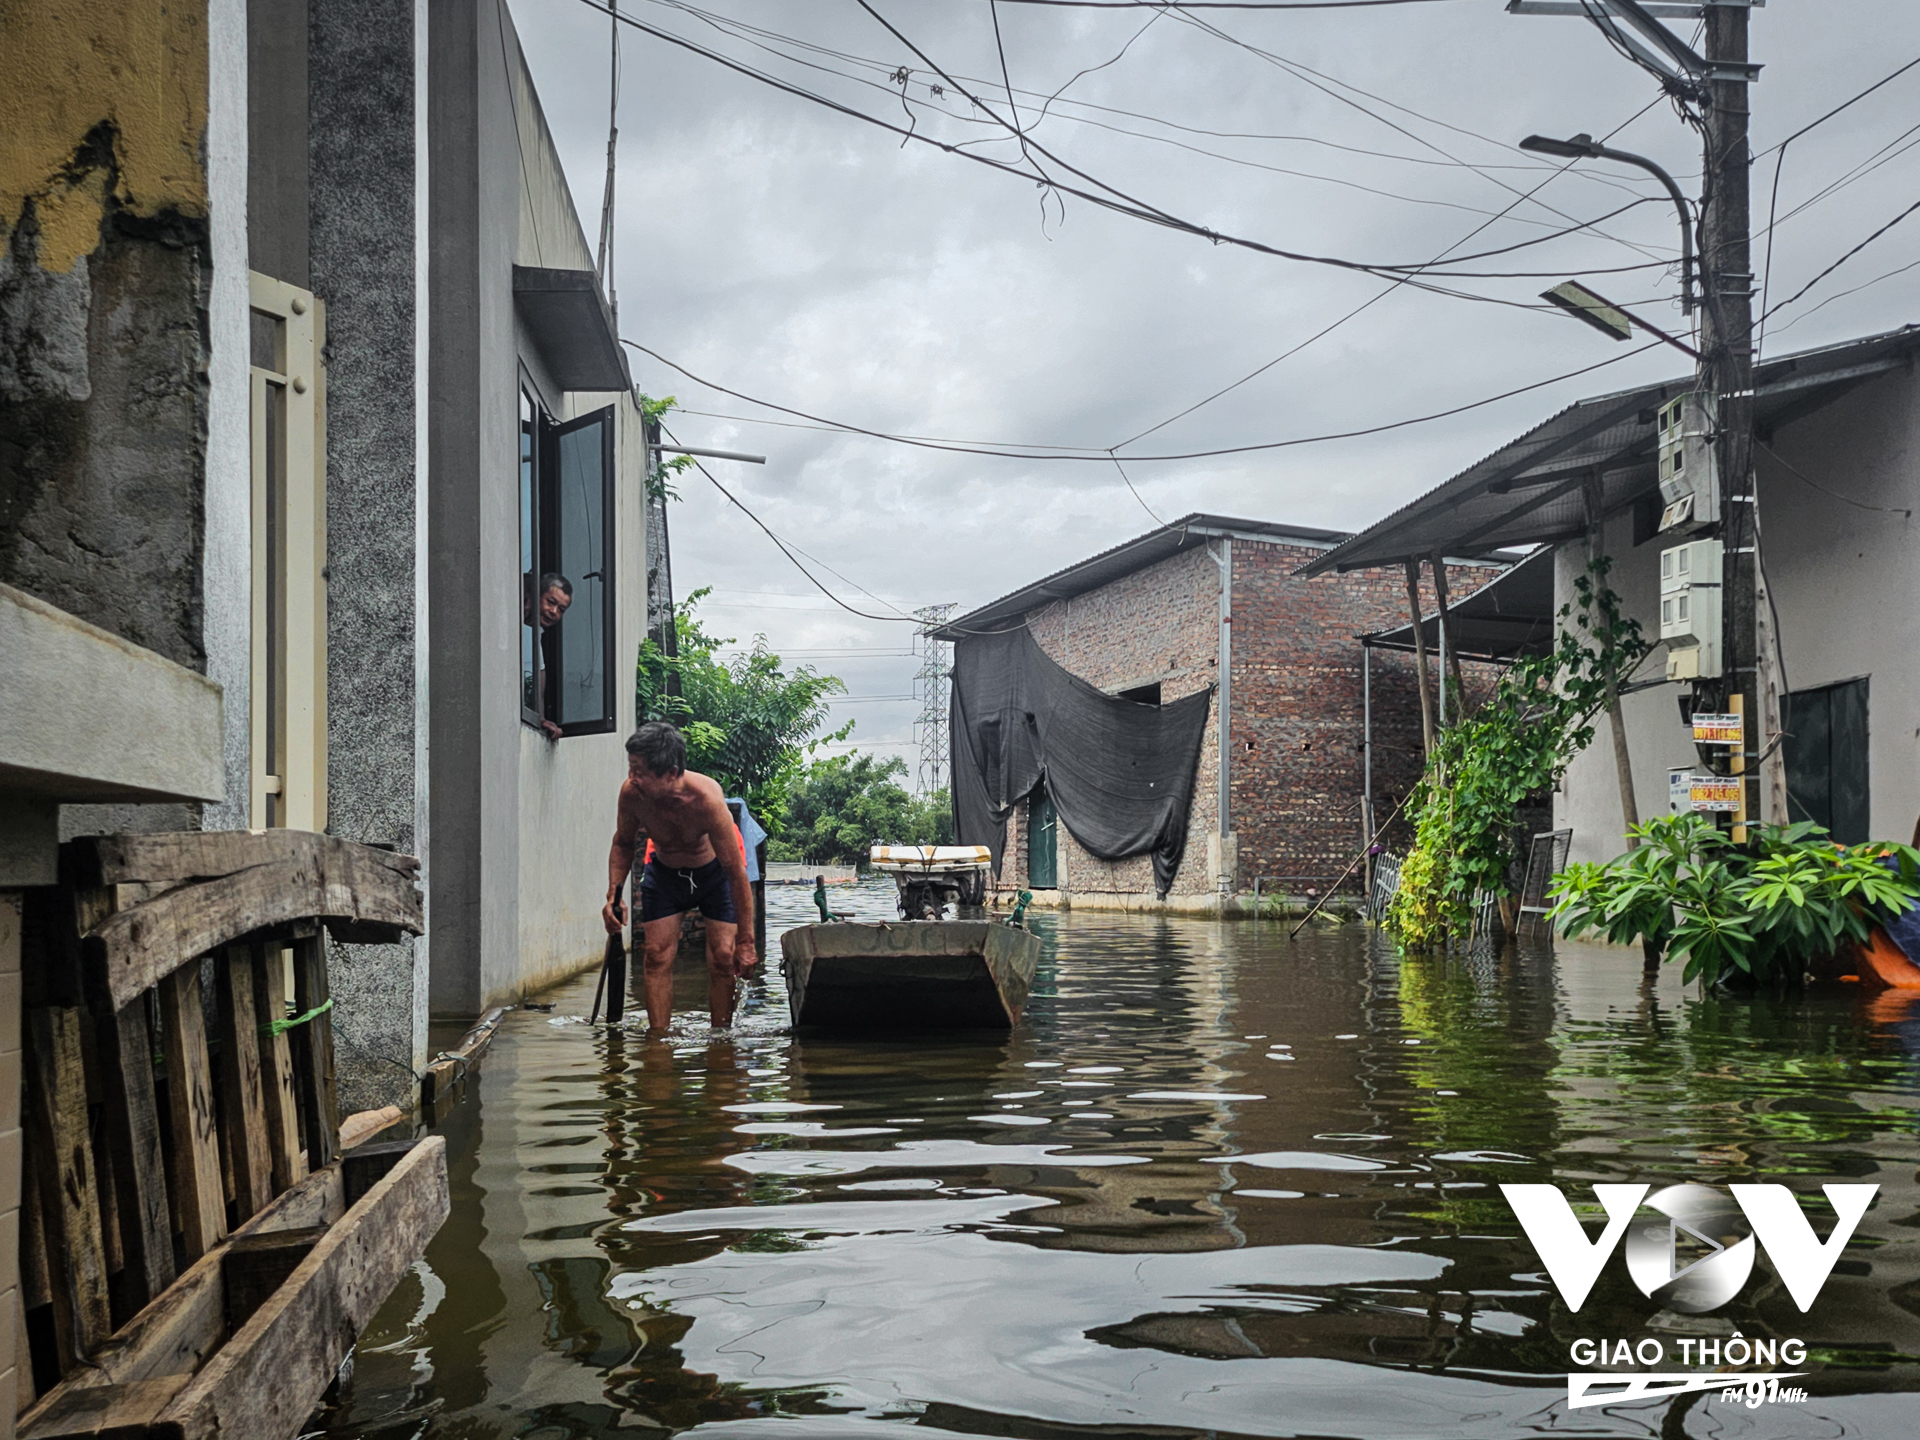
1029, 785, 1059, 889
1785, 677, 1869, 843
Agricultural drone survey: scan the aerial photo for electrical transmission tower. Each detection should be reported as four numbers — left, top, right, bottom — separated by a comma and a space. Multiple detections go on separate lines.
914, 604, 957, 796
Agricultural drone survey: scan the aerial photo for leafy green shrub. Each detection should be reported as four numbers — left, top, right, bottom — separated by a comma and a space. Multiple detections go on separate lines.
1550, 814, 1920, 986
1389, 561, 1648, 949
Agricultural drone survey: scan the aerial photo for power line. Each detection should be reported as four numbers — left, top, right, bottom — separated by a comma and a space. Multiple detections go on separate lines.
661, 421, 920, 623
628, 337, 1662, 463
993, 1, 1472, 8
1763, 196, 1920, 320
570, 0, 1649, 301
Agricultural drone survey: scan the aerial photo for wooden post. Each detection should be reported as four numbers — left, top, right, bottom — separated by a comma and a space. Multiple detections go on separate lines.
1429, 551, 1468, 718
250, 943, 308, 1195
215, 947, 274, 1221
1584, 478, 1640, 843
92, 1001, 176, 1313
1403, 558, 1435, 758
159, 966, 229, 1263
25, 1007, 112, 1366
290, 936, 337, 1172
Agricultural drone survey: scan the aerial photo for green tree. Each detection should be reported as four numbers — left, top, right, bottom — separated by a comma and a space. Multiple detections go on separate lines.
636, 590, 845, 831
772, 753, 953, 864
1389, 560, 1650, 949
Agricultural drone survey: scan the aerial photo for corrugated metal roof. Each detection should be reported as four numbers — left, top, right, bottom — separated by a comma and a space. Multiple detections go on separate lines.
1364, 546, 1557, 661
1298, 325, 1920, 578
932, 513, 1354, 639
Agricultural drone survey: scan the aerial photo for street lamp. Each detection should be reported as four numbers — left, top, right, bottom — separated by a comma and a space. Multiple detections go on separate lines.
1521, 132, 1695, 313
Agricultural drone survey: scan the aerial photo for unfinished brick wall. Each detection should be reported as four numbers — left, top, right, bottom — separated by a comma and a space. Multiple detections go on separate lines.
998, 535, 1499, 897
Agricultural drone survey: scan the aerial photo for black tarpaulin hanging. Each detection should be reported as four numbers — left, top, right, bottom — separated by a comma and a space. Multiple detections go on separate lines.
949, 626, 1212, 898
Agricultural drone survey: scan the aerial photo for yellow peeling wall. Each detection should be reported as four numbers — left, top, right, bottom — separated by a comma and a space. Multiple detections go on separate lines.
0, 0, 209, 272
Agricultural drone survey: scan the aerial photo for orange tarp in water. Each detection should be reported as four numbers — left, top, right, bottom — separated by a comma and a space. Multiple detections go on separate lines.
1858, 926, 1920, 988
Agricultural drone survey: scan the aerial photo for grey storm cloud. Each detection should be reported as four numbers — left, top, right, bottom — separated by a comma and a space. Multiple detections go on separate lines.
510, 0, 1920, 760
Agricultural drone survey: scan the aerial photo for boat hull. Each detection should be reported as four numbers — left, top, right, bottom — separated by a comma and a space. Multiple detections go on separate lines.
780, 921, 1040, 1030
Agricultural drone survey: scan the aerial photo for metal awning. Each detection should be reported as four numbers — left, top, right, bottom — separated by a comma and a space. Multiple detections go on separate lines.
512, 266, 630, 392
1364, 546, 1557, 662
1299, 325, 1920, 577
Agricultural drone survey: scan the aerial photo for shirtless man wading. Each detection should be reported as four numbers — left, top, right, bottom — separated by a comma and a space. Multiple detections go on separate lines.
602, 721, 758, 1035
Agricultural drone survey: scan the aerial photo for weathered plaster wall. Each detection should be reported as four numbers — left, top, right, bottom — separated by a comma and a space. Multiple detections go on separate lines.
313, 0, 425, 1110
0, 0, 215, 839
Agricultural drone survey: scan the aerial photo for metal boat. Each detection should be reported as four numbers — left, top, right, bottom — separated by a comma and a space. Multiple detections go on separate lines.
779, 918, 1041, 1030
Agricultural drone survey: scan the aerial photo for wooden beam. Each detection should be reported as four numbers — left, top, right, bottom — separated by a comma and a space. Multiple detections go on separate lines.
1403, 559, 1436, 758
76, 831, 419, 888
420, 1007, 508, 1121
155, 1139, 449, 1440
92, 1000, 175, 1312
215, 948, 273, 1221
81, 849, 421, 1012
158, 969, 228, 1263
250, 944, 307, 1198
14, 1375, 191, 1439
25, 1007, 113, 1368
17, 1166, 345, 1426
336, 1106, 405, 1154
222, 1229, 326, 1334
1429, 552, 1468, 720
289, 938, 337, 1174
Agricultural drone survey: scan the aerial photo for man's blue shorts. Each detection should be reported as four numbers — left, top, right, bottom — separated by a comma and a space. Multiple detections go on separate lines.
638, 856, 737, 924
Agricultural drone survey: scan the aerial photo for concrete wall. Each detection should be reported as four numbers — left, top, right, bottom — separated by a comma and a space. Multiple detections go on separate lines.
431, 0, 645, 1014
312, 0, 426, 1110
1557, 364, 1920, 861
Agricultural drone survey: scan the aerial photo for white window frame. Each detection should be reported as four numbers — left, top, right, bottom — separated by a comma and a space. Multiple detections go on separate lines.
248, 272, 327, 830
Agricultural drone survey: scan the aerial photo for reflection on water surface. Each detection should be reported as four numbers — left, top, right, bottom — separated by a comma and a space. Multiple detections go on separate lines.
318, 880, 1920, 1439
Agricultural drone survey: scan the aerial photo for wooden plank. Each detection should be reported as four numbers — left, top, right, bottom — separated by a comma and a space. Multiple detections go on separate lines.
81, 851, 421, 1012
341, 1141, 413, 1209
222, 1229, 325, 1333
156, 1139, 448, 1440
336, 1106, 404, 1153
419, 1006, 507, 1119
77, 831, 419, 888
249, 944, 306, 1196
157, 969, 227, 1263
93, 1002, 176, 1312
24, 1006, 112, 1367
25, 1008, 113, 1369
214, 948, 272, 1221
21, 1123, 52, 1310
16, 1374, 190, 1439
289, 937, 336, 1172
16, 1165, 345, 1427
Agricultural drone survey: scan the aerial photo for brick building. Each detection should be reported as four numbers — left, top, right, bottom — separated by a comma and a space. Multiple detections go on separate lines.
939, 515, 1499, 909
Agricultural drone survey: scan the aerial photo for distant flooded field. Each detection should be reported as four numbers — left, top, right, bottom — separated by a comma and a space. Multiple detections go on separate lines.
316, 879, 1920, 1439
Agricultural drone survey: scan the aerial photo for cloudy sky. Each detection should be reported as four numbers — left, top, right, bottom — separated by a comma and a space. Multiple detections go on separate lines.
509, 0, 1920, 779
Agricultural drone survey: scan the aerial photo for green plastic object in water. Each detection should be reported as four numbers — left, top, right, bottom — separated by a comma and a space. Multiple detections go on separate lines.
814, 877, 832, 922
1009, 889, 1033, 929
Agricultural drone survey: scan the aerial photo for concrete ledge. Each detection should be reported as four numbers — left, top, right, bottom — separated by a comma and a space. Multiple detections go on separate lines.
0, 584, 224, 805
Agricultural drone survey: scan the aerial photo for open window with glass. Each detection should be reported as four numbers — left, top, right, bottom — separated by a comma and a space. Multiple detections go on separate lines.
520, 385, 617, 738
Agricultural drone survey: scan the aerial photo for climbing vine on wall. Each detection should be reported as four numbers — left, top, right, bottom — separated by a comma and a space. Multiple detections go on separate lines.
1388, 560, 1650, 950
639, 393, 695, 502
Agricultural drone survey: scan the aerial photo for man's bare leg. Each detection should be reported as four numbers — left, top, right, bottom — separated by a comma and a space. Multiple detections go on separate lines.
704, 919, 739, 1029
641, 914, 683, 1035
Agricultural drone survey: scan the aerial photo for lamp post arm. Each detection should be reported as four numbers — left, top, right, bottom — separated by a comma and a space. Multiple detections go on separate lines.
1592, 142, 1695, 314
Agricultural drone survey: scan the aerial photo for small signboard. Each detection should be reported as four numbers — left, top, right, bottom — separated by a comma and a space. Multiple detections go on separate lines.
1691, 713, 1743, 746
1669, 769, 1742, 814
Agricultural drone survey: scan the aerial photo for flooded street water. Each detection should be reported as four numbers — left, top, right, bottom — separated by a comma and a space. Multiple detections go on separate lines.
318, 882, 1920, 1439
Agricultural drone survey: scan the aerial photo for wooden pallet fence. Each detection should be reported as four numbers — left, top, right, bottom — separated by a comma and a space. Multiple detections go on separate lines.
16, 831, 432, 1438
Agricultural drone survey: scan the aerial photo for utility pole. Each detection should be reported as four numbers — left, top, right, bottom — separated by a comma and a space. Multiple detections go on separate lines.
1703, 2, 1760, 840
1513, 0, 1765, 837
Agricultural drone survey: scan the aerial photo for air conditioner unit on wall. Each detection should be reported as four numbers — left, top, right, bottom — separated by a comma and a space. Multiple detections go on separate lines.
1660, 538, 1722, 679
1656, 391, 1719, 533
